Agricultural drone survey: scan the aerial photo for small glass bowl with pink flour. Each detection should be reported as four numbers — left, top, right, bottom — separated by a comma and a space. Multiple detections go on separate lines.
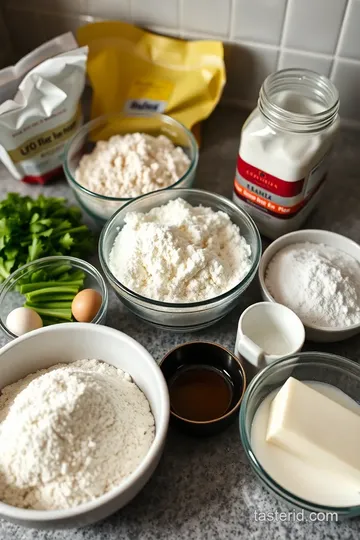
259, 229, 360, 342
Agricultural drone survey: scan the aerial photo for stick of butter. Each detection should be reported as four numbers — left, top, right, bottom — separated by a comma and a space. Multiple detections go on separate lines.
266, 377, 360, 483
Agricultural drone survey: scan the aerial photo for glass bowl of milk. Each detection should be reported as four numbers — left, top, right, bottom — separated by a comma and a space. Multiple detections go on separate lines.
239, 352, 360, 517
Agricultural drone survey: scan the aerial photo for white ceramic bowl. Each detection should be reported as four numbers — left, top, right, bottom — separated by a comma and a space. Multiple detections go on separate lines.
0, 323, 169, 529
259, 229, 360, 342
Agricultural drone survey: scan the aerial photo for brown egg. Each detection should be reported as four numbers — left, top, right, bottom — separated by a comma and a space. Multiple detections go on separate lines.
72, 289, 102, 322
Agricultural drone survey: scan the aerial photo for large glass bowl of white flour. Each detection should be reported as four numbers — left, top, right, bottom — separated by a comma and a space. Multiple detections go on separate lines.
99, 189, 261, 331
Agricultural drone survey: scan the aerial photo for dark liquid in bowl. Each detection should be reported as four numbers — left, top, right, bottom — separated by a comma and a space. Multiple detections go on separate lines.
169, 365, 233, 422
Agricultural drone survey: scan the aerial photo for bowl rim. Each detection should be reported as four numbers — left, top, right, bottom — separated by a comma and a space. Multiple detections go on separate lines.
0, 323, 170, 522
0, 255, 109, 340
63, 112, 199, 202
159, 341, 247, 424
99, 188, 262, 309
238, 301, 306, 359
259, 229, 360, 333
239, 351, 360, 515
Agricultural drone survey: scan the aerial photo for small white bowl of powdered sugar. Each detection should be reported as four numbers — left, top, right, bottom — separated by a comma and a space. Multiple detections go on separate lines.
259, 229, 360, 342
0, 323, 169, 529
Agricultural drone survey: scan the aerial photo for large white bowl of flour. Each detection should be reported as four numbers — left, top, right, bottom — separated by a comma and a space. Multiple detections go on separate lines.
0, 323, 169, 529
259, 229, 360, 342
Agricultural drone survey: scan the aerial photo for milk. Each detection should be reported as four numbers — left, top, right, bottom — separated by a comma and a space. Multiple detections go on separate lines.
251, 382, 360, 507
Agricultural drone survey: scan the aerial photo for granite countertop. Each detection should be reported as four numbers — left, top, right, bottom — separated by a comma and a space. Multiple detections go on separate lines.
1, 106, 360, 540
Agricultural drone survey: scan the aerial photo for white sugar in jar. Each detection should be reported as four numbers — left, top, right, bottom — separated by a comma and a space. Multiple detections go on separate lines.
233, 69, 340, 240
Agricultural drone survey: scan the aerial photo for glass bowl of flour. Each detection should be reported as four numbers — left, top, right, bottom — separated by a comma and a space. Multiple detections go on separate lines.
99, 189, 261, 331
63, 113, 198, 224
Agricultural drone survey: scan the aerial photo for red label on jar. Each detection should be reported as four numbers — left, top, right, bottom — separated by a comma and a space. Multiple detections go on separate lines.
234, 182, 308, 218
236, 156, 305, 197
234, 154, 328, 219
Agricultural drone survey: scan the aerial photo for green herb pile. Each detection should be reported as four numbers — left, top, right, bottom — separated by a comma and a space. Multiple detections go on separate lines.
19, 265, 86, 326
0, 193, 93, 282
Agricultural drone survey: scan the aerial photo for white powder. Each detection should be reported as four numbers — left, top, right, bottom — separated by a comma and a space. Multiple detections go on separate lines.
109, 198, 252, 303
265, 242, 360, 328
0, 359, 155, 510
75, 133, 191, 198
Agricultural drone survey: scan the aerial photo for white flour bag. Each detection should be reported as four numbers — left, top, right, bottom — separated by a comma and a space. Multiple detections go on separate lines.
0, 33, 88, 184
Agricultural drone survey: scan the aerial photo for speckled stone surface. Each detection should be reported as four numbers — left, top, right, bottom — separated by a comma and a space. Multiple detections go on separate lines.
1, 106, 360, 539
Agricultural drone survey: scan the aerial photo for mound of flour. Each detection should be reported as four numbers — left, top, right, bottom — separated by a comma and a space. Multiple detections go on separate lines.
265, 242, 360, 328
0, 359, 155, 510
75, 133, 190, 198
109, 198, 252, 303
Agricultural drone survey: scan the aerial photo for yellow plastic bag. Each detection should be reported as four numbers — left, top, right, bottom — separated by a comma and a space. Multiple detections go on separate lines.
77, 21, 225, 143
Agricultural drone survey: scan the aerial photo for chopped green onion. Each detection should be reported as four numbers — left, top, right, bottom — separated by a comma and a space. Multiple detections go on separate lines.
29, 306, 72, 321
25, 301, 73, 310
20, 281, 82, 294
26, 286, 79, 301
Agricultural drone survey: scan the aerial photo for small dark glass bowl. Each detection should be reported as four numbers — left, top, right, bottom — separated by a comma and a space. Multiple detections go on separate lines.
159, 341, 246, 436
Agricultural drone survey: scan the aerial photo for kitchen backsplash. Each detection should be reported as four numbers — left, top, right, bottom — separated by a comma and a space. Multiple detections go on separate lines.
2, 0, 360, 126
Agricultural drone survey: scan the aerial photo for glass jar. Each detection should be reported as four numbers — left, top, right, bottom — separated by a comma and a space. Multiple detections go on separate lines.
233, 69, 340, 240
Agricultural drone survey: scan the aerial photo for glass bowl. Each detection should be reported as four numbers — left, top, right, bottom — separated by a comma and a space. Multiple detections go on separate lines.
99, 189, 261, 332
239, 352, 360, 518
63, 113, 199, 224
0, 256, 108, 340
